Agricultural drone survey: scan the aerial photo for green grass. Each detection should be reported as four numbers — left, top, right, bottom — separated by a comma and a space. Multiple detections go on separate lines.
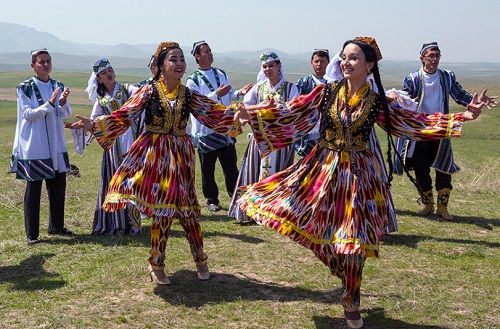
0, 73, 499, 329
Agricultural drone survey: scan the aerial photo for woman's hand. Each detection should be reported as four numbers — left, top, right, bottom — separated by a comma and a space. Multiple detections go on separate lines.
70, 114, 95, 130
259, 97, 276, 109
462, 93, 486, 121
234, 103, 249, 126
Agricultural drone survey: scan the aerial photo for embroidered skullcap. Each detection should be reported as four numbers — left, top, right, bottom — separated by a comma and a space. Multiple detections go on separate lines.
30, 48, 49, 62
92, 58, 111, 74
354, 36, 382, 61
420, 42, 440, 55
260, 51, 280, 63
154, 42, 180, 59
191, 40, 207, 56
31, 48, 48, 56
86, 58, 113, 103
314, 48, 329, 56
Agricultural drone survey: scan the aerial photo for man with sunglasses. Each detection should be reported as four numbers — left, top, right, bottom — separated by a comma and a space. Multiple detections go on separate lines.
394, 42, 497, 220
11, 49, 73, 244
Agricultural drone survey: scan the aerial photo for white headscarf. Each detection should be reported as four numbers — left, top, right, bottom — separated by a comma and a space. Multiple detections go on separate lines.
85, 58, 112, 103
257, 51, 284, 84
324, 50, 344, 83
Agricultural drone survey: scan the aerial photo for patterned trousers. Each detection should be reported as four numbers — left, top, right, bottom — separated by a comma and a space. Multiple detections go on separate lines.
149, 216, 207, 268
314, 252, 366, 311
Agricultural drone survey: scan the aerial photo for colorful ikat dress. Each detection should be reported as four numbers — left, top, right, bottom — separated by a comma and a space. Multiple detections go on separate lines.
236, 83, 464, 258
91, 80, 241, 219
228, 79, 298, 222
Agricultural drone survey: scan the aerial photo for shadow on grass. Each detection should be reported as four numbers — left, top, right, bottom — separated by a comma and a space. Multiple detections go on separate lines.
199, 212, 236, 222
313, 308, 452, 329
153, 269, 344, 308
395, 209, 500, 230
381, 232, 500, 249
43, 224, 267, 247
0, 253, 65, 291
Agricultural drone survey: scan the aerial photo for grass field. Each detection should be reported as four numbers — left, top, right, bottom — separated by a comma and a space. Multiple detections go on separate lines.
0, 72, 498, 329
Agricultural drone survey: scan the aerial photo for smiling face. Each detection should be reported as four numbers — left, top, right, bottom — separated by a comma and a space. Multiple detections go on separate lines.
159, 48, 186, 82
31, 53, 52, 81
340, 43, 374, 85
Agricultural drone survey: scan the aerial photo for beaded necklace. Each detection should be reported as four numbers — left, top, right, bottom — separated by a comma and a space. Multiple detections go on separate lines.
159, 78, 181, 101
338, 81, 370, 108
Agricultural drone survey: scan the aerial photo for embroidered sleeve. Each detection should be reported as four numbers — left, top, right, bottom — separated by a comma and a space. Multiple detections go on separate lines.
189, 89, 242, 137
247, 84, 324, 157
376, 102, 464, 141
92, 84, 150, 150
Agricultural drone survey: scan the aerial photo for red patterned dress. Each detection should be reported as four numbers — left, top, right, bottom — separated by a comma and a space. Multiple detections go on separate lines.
237, 82, 464, 258
92, 81, 241, 219
236, 82, 464, 308
91, 80, 241, 267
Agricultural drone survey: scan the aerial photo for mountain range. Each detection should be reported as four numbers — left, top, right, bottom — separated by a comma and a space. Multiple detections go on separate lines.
2, 22, 500, 87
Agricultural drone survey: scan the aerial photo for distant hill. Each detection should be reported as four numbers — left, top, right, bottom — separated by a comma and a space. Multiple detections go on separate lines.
2, 22, 500, 87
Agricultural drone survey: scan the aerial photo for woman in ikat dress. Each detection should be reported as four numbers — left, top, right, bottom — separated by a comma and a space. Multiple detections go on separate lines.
234, 37, 485, 328
71, 42, 242, 286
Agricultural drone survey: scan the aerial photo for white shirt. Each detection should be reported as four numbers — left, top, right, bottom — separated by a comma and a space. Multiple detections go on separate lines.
187, 67, 241, 141
13, 78, 72, 172
244, 78, 299, 106
420, 71, 443, 114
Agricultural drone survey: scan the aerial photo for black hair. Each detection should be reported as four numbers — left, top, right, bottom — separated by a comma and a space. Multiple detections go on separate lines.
154, 45, 182, 80
263, 60, 281, 66
341, 39, 423, 196
31, 51, 50, 64
311, 50, 330, 62
95, 68, 114, 98
96, 81, 107, 98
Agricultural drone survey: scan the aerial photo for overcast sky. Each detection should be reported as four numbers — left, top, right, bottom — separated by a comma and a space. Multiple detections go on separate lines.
2, 0, 500, 62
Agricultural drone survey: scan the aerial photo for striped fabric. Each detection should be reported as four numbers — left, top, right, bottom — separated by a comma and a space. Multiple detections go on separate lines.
197, 132, 232, 154
236, 83, 464, 258
394, 68, 472, 174
92, 84, 139, 235
92, 82, 240, 219
228, 80, 298, 222
16, 154, 70, 181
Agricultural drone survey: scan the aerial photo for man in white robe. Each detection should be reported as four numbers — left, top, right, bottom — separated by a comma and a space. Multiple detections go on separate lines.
187, 41, 252, 212
11, 49, 73, 244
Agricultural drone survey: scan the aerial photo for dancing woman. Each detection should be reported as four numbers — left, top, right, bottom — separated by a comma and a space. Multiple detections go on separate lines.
234, 37, 484, 328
